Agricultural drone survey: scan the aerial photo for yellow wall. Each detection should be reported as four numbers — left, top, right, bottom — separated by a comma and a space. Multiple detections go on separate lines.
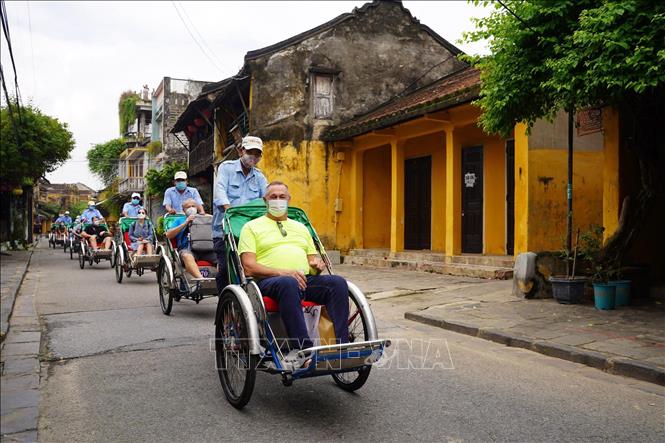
514, 123, 530, 255
259, 140, 342, 248
525, 150, 604, 252
602, 107, 620, 240
362, 145, 391, 248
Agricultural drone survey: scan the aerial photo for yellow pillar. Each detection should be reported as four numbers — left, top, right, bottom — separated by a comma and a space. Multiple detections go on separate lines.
602, 107, 620, 241
514, 123, 529, 254
350, 149, 364, 249
390, 138, 404, 253
444, 125, 461, 256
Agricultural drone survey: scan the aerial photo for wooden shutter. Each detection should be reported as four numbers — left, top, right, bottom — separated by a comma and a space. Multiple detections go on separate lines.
313, 74, 333, 119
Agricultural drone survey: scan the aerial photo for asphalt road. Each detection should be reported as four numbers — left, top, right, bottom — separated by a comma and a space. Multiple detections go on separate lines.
31, 242, 664, 442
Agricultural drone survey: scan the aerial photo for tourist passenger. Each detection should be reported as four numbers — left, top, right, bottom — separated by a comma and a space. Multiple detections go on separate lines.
129, 208, 154, 256
82, 216, 113, 250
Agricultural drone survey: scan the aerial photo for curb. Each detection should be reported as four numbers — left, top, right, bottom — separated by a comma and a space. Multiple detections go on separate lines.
405, 311, 665, 386
1, 247, 35, 343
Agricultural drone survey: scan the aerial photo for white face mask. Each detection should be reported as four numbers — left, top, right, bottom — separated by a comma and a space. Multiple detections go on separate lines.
93, 220, 100, 226
138, 213, 146, 219
185, 207, 197, 216
267, 199, 288, 217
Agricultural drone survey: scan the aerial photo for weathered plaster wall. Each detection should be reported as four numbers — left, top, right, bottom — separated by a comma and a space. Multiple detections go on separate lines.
162, 78, 209, 163
247, 0, 465, 145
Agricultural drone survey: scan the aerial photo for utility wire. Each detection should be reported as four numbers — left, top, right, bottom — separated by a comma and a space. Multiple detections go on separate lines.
0, 0, 22, 120
176, 1, 225, 70
171, 1, 224, 73
496, 0, 537, 33
0, 62, 20, 146
26, 1, 36, 93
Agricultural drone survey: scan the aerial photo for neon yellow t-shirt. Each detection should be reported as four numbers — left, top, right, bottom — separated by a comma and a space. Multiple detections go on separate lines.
238, 216, 317, 273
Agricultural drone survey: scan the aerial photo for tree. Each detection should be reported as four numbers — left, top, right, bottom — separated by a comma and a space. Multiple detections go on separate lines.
145, 161, 188, 197
87, 138, 125, 187
464, 0, 665, 264
118, 91, 139, 134
0, 103, 75, 188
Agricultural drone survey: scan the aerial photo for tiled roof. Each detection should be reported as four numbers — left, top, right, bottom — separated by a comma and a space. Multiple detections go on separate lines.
324, 67, 480, 141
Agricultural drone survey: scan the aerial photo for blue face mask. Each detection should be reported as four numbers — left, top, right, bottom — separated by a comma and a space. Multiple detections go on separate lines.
89, 205, 95, 210
175, 181, 187, 191
132, 198, 140, 205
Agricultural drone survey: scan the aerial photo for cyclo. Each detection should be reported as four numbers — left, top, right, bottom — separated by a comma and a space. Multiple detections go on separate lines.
77, 221, 116, 269
67, 224, 82, 260
113, 217, 162, 283
214, 200, 390, 409
48, 222, 67, 249
157, 214, 219, 314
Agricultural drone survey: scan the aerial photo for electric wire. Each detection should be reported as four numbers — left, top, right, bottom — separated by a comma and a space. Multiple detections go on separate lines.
170, 1, 224, 73
0, 0, 22, 121
176, 1, 225, 70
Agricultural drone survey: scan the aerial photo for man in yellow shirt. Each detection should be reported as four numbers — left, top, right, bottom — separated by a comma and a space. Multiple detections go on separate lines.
238, 181, 349, 349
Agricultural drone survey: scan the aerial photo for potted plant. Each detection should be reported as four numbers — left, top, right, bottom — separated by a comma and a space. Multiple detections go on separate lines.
609, 263, 631, 307
549, 229, 587, 304
579, 224, 617, 310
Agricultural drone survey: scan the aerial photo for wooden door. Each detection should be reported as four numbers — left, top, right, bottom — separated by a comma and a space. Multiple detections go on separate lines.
404, 156, 431, 250
462, 146, 483, 253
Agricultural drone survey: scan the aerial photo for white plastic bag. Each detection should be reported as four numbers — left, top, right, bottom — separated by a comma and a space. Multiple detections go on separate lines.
302, 305, 321, 346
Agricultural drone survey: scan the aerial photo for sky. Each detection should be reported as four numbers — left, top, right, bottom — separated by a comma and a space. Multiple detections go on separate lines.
2, 1, 491, 191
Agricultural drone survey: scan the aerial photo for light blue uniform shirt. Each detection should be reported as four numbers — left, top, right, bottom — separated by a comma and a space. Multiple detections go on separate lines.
163, 186, 203, 213
81, 208, 102, 223
122, 202, 144, 217
212, 159, 268, 238
56, 216, 72, 224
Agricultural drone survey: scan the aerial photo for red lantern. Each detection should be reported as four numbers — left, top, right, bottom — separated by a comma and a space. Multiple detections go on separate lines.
187, 124, 197, 134
194, 118, 205, 127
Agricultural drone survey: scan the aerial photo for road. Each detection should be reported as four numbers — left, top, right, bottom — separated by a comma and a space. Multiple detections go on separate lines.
29, 242, 663, 442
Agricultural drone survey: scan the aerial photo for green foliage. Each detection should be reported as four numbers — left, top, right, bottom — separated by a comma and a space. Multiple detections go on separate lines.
118, 91, 139, 134
578, 224, 619, 282
147, 140, 162, 156
68, 200, 88, 218
0, 103, 75, 188
40, 202, 61, 218
145, 161, 188, 198
155, 215, 165, 236
87, 139, 125, 187
464, 0, 665, 136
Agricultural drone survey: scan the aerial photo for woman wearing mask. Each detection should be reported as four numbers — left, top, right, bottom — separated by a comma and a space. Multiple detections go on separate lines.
129, 209, 154, 256
165, 199, 206, 279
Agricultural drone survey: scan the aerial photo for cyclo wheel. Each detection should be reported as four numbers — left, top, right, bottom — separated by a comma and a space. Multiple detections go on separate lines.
157, 258, 173, 315
215, 290, 258, 409
115, 250, 123, 283
331, 293, 372, 392
69, 241, 74, 260
78, 245, 85, 269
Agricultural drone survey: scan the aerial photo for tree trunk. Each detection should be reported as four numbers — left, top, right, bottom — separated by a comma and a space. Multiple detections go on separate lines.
600, 93, 665, 267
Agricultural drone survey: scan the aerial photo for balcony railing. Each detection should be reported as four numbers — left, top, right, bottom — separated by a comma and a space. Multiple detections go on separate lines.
189, 135, 214, 176
118, 177, 146, 194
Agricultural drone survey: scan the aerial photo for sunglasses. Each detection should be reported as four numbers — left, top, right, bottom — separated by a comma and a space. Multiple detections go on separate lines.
276, 221, 287, 237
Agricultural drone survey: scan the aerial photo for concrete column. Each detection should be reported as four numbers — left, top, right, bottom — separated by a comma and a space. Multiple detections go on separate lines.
390, 138, 404, 253
602, 107, 620, 241
350, 149, 364, 249
444, 125, 461, 256
514, 123, 529, 255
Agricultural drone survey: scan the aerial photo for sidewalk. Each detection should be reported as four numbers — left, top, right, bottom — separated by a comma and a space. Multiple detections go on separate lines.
1, 241, 40, 442
336, 264, 665, 386
1, 247, 35, 342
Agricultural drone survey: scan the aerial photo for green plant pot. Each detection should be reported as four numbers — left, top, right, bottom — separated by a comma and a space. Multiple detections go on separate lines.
611, 280, 631, 307
592, 283, 616, 310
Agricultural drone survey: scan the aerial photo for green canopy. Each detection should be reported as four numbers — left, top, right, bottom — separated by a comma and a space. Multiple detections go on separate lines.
118, 217, 153, 232
163, 214, 186, 231
223, 199, 316, 239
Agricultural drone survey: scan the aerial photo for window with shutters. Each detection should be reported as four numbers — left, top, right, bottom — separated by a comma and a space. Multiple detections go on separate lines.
312, 73, 334, 119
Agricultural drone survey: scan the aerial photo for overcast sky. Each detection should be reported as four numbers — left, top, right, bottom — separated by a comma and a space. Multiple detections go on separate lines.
2, 1, 491, 190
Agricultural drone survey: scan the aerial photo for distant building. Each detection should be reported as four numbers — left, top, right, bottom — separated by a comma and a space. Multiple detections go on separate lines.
38, 181, 97, 208
118, 86, 153, 195
152, 77, 212, 165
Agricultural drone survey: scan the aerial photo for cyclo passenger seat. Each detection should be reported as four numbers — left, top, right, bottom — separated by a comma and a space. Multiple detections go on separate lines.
187, 215, 217, 276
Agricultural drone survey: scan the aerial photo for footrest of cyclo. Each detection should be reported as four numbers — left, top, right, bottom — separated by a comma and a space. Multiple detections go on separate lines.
287, 339, 391, 374
133, 254, 161, 267
93, 249, 112, 257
